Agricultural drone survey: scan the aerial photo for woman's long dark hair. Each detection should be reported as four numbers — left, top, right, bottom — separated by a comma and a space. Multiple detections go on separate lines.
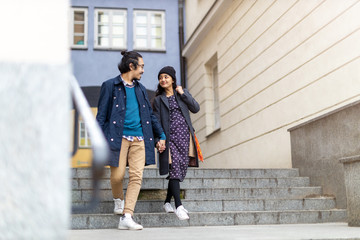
155, 78, 177, 96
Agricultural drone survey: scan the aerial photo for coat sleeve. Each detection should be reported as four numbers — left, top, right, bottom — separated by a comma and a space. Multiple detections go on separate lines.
179, 89, 200, 113
141, 87, 164, 140
152, 97, 161, 124
152, 97, 161, 143
96, 81, 111, 133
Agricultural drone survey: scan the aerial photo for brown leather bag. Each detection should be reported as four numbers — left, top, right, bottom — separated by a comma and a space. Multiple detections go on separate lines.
188, 134, 197, 167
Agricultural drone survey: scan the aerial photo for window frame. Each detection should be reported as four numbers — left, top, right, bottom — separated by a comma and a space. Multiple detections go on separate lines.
133, 10, 166, 51
212, 65, 220, 131
94, 8, 127, 50
205, 53, 221, 136
78, 120, 91, 148
70, 7, 88, 49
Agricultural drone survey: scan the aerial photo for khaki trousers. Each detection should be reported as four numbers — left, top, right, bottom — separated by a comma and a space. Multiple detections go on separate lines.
110, 138, 145, 215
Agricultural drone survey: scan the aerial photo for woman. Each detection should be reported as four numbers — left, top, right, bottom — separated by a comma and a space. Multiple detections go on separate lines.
152, 66, 200, 220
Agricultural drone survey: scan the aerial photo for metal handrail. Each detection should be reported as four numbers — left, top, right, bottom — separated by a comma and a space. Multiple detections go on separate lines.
70, 75, 109, 213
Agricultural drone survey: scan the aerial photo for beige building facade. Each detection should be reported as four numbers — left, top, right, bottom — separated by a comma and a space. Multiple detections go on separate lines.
183, 0, 360, 169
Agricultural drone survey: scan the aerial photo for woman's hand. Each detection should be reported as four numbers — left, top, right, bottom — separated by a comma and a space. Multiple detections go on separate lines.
156, 140, 166, 153
175, 85, 184, 95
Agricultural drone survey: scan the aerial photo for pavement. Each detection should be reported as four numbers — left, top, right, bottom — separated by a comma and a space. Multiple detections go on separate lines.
69, 223, 360, 240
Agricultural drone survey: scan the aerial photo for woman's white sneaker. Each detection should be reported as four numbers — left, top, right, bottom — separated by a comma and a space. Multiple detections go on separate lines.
175, 205, 189, 220
163, 202, 175, 213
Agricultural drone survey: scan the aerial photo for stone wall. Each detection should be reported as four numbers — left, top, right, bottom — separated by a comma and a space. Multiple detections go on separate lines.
288, 101, 360, 208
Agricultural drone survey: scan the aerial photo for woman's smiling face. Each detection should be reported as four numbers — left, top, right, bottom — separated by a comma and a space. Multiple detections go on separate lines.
158, 73, 174, 90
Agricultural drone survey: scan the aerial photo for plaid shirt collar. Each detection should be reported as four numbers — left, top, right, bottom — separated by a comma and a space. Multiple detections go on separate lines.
120, 75, 135, 88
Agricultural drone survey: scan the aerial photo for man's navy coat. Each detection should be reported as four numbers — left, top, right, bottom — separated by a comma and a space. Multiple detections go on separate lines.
96, 75, 164, 167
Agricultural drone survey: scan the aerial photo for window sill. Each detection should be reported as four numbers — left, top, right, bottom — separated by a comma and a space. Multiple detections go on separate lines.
71, 47, 88, 50
133, 48, 166, 53
93, 47, 127, 52
206, 127, 221, 138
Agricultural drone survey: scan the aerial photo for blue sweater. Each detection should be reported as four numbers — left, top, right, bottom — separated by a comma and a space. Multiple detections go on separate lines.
123, 86, 166, 140
123, 86, 143, 137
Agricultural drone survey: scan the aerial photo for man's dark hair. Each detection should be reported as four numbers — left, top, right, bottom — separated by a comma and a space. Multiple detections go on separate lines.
118, 50, 143, 73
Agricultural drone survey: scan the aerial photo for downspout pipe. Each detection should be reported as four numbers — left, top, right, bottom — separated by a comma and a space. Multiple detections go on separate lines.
178, 0, 186, 88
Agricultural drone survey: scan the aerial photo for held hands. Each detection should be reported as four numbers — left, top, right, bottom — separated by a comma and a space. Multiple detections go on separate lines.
156, 140, 166, 153
175, 85, 184, 95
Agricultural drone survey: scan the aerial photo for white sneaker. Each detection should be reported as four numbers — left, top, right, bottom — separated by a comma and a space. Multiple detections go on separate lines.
175, 205, 189, 220
118, 215, 143, 230
113, 198, 124, 215
163, 202, 175, 213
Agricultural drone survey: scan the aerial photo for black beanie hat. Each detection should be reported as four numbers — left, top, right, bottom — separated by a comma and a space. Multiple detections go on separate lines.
158, 66, 176, 80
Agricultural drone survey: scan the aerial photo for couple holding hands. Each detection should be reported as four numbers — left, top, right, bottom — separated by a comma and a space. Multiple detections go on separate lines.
96, 51, 200, 230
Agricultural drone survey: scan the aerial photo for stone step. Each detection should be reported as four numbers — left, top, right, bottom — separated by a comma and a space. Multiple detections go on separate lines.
72, 177, 310, 190
72, 197, 337, 214
184, 187, 322, 200
72, 168, 300, 179
71, 209, 347, 229
72, 187, 322, 202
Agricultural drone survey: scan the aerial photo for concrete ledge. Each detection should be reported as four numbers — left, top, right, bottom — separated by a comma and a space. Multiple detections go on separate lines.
339, 155, 360, 164
340, 155, 360, 227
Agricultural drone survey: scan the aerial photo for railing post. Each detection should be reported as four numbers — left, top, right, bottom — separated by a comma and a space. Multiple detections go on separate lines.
70, 76, 109, 213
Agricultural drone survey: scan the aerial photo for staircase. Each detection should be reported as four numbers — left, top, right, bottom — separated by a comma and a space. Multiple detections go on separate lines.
71, 168, 346, 229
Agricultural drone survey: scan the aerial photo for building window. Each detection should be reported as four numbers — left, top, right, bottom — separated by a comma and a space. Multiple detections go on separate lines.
94, 9, 127, 50
79, 121, 91, 148
70, 7, 88, 49
133, 10, 165, 51
212, 66, 220, 130
205, 53, 220, 136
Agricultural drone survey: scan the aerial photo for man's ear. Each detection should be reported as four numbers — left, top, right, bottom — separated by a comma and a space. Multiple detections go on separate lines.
129, 63, 134, 71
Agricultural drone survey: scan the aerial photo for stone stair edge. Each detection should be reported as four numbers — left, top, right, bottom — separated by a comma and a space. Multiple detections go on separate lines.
72, 175, 303, 180
72, 197, 337, 204
72, 186, 322, 192
71, 168, 300, 177
71, 209, 347, 229
72, 196, 335, 204
72, 209, 346, 217
71, 167, 300, 170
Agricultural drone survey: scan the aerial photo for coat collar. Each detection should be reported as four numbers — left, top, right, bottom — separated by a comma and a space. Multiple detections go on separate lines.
159, 91, 179, 109
114, 75, 121, 85
160, 93, 169, 109
114, 75, 139, 87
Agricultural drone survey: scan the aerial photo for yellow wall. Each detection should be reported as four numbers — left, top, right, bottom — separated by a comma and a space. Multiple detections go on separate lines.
184, 0, 360, 168
70, 108, 98, 168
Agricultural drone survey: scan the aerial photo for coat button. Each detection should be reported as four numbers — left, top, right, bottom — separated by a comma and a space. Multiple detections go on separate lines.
116, 104, 119, 107
150, 138, 153, 141
110, 138, 114, 141
113, 121, 116, 124
113, 96, 116, 99
143, 105, 145, 107
146, 121, 149, 124
118, 88, 121, 91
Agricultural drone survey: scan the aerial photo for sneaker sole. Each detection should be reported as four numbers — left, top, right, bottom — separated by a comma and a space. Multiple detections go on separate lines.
118, 226, 143, 230
177, 216, 190, 220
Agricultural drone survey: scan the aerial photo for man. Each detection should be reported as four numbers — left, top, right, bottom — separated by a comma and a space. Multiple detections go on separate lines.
96, 50, 166, 230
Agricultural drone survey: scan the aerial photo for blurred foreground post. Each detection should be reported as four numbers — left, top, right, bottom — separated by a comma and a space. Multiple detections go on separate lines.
0, 0, 71, 239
